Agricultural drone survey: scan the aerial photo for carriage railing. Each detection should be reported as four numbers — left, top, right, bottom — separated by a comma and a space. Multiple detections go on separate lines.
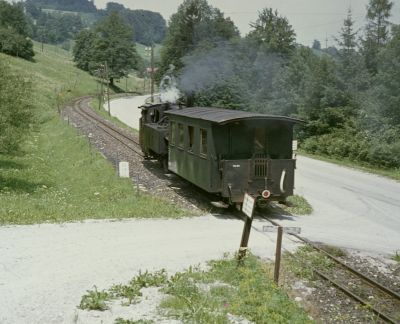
252, 153, 268, 178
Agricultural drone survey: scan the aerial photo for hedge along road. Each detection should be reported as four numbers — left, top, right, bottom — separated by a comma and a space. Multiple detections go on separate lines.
107, 95, 400, 255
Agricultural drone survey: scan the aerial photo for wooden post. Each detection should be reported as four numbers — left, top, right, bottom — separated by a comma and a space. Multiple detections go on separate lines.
105, 61, 111, 116
237, 193, 256, 263
150, 45, 155, 103
238, 217, 253, 262
274, 226, 283, 284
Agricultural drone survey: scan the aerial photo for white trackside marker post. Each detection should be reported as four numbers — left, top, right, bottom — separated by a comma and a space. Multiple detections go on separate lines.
119, 162, 130, 178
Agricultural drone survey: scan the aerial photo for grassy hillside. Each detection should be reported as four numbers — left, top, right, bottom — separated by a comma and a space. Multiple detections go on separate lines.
0, 43, 184, 224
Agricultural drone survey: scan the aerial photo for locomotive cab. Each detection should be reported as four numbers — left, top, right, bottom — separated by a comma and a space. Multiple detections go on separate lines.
139, 103, 176, 165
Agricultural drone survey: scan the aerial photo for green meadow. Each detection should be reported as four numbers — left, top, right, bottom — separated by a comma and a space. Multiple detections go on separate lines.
0, 43, 185, 225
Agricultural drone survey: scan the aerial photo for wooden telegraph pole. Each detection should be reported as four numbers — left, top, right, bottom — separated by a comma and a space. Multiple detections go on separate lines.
150, 44, 154, 103
105, 61, 111, 116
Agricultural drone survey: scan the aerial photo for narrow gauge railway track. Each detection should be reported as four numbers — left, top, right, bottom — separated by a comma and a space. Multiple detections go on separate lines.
69, 96, 214, 211
73, 97, 144, 158
260, 214, 400, 323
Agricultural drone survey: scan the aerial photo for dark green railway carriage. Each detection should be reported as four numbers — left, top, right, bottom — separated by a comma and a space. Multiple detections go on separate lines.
165, 107, 301, 206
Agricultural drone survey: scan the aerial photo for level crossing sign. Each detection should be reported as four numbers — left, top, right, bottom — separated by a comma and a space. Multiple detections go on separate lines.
242, 193, 255, 218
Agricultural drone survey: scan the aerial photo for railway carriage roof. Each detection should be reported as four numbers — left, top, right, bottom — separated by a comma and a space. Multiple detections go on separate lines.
165, 107, 302, 125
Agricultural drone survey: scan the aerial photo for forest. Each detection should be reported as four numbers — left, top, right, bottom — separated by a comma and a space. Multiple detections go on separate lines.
157, 0, 400, 170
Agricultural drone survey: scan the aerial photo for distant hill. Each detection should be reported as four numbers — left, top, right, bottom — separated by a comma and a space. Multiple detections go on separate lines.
27, 0, 97, 13
98, 4, 166, 45
24, 0, 167, 46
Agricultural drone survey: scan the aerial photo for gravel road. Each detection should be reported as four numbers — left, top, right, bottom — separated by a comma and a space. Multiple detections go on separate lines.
0, 216, 300, 324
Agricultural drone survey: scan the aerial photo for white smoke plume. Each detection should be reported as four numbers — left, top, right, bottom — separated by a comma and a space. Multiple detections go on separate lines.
159, 64, 181, 103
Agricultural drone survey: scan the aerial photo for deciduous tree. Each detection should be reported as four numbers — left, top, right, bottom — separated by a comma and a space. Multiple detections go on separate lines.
159, 0, 239, 76
247, 8, 296, 55
73, 12, 141, 85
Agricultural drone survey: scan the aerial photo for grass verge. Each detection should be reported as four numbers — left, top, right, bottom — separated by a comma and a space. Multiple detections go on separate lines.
80, 254, 311, 323
299, 151, 400, 182
283, 195, 313, 215
0, 44, 185, 224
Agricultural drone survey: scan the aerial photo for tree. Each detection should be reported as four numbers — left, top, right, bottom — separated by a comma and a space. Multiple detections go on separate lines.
159, 0, 239, 76
374, 25, 400, 125
73, 12, 141, 85
0, 0, 30, 37
247, 8, 296, 55
312, 39, 321, 50
361, 0, 393, 73
0, 0, 34, 60
0, 60, 35, 154
336, 9, 369, 93
72, 29, 96, 71
271, 46, 317, 116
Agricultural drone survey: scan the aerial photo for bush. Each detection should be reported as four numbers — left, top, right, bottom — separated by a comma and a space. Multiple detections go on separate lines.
302, 127, 400, 169
0, 59, 35, 154
0, 27, 34, 60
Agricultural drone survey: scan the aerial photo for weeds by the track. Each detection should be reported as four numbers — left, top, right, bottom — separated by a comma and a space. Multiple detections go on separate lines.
79, 254, 311, 323
284, 195, 313, 215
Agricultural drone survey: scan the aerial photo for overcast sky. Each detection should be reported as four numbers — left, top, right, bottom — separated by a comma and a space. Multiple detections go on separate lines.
94, 0, 400, 46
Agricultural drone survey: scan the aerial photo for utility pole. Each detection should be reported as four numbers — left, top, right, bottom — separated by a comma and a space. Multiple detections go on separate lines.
150, 44, 155, 103
145, 45, 155, 102
105, 61, 111, 116
98, 67, 104, 110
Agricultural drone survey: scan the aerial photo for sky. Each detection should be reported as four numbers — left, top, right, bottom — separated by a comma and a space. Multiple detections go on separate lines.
93, 0, 400, 46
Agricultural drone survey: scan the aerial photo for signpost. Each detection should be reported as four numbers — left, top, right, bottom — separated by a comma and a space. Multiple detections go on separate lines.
262, 225, 301, 284
238, 193, 256, 262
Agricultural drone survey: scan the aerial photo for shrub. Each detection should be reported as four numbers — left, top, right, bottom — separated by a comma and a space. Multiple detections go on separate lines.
0, 28, 34, 60
0, 59, 35, 154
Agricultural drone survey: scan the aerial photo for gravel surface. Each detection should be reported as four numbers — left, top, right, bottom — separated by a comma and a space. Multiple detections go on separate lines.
0, 216, 301, 324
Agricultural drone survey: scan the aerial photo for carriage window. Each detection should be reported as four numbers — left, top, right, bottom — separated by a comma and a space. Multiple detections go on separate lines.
188, 126, 194, 151
254, 128, 266, 153
200, 128, 207, 156
178, 124, 184, 148
170, 122, 176, 145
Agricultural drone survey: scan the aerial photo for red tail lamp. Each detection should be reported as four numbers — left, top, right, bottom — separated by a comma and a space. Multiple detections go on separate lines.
261, 190, 271, 199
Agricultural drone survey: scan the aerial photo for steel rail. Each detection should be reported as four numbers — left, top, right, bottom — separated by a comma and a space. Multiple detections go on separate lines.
72, 98, 144, 158
313, 268, 398, 324
260, 214, 400, 323
262, 216, 400, 301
